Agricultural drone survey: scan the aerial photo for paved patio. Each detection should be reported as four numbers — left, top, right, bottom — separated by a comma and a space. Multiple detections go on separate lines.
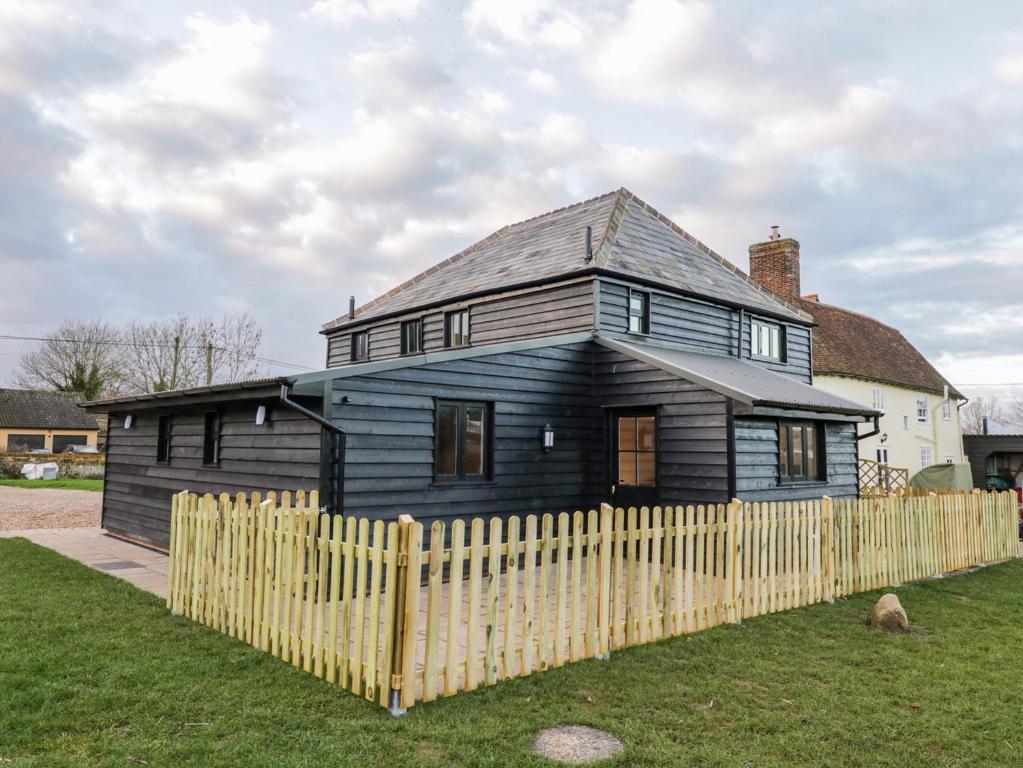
0, 527, 169, 598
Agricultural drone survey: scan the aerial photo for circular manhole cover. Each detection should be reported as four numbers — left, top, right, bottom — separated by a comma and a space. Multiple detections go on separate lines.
532, 725, 624, 764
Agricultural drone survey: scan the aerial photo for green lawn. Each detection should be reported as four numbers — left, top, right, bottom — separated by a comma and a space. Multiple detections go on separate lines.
0, 478, 103, 492
1, 540, 1021, 768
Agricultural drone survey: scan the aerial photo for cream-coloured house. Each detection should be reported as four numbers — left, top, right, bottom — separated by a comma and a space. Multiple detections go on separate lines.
748, 233, 965, 479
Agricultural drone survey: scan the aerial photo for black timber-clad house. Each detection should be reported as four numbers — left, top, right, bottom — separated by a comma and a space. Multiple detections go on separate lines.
84, 189, 877, 550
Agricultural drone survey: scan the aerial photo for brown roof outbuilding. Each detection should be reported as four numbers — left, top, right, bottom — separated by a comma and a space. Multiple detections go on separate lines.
0, 389, 99, 430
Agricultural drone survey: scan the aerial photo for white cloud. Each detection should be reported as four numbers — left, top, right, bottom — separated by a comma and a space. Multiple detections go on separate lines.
304, 0, 422, 26
464, 0, 586, 52
143, 14, 275, 121
525, 68, 557, 93
996, 53, 1023, 84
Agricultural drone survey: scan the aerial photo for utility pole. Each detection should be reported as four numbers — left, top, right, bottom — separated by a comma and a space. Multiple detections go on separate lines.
170, 335, 181, 390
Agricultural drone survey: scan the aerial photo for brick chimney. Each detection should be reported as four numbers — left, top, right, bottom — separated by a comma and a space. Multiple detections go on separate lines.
748, 226, 801, 304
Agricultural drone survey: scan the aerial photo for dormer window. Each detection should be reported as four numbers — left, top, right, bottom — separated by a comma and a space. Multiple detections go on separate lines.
751, 318, 784, 361
628, 290, 650, 334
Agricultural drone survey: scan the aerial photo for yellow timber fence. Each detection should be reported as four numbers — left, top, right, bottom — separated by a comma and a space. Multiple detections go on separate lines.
166, 490, 1019, 714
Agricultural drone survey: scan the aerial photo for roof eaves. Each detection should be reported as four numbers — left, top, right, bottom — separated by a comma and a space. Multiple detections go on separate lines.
81, 377, 288, 409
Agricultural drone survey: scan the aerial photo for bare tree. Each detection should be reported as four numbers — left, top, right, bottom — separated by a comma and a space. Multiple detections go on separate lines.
196, 313, 265, 385
120, 316, 201, 394
961, 396, 1007, 435
13, 320, 124, 400
119, 313, 267, 394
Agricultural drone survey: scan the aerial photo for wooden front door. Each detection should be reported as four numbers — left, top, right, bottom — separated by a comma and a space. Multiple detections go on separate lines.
610, 409, 658, 508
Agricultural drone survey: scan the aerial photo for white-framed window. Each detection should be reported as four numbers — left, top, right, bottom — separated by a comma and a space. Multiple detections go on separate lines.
920, 446, 933, 468
872, 387, 885, 412
875, 446, 890, 465
751, 318, 784, 361
942, 399, 953, 421
916, 396, 929, 423
902, 415, 909, 430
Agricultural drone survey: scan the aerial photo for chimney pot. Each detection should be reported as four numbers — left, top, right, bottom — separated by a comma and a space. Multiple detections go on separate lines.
769, 225, 780, 241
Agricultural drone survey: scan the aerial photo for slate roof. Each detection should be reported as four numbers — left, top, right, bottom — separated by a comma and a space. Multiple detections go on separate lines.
322, 188, 811, 331
598, 337, 876, 416
798, 298, 963, 399
0, 389, 99, 430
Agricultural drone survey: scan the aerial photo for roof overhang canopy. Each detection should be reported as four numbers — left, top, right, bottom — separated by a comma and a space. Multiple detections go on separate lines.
597, 336, 877, 418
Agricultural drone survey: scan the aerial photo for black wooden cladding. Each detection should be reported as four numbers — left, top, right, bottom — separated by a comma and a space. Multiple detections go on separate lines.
733, 418, 859, 501
597, 279, 813, 383
102, 404, 321, 547
331, 342, 604, 533
594, 347, 731, 506
324, 280, 595, 368
103, 342, 861, 551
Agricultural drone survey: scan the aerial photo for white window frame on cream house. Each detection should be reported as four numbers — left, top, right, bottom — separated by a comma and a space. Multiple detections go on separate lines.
872, 387, 885, 412
916, 395, 929, 423
920, 446, 933, 468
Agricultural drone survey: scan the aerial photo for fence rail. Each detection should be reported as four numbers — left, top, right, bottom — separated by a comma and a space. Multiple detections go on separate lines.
167, 490, 1018, 712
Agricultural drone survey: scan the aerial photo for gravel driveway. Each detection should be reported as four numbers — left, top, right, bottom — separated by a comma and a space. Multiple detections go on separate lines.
0, 486, 102, 530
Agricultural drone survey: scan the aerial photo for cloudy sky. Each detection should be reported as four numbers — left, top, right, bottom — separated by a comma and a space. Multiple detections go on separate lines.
2, 0, 1022, 395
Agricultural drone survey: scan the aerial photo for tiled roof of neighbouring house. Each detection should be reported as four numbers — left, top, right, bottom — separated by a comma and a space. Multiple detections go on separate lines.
322, 188, 812, 331
797, 298, 963, 398
0, 388, 99, 429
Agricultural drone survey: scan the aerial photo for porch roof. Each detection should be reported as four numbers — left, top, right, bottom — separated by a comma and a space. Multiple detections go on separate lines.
597, 336, 878, 417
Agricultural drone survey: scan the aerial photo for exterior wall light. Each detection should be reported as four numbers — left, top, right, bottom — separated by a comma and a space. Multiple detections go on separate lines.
255, 405, 267, 426
542, 423, 554, 452
123, 414, 134, 430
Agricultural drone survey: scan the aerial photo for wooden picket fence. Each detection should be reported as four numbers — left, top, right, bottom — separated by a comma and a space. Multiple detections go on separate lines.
167, 490, 1019, 712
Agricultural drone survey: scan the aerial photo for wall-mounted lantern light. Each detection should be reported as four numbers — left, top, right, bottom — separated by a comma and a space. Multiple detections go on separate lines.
880, 432, 888, 443
542, 423, 554, 452
255, 405, 267, 426
123, 414, 134, 430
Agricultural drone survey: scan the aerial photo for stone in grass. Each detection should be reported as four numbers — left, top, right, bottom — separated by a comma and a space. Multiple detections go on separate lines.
870, 593, 910, 634
532, 725, 625, 764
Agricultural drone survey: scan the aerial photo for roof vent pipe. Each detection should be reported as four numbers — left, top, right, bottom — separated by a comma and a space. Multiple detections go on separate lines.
983, 416, 989, 435
348, 296, 355, 320
585, 226, 593, 261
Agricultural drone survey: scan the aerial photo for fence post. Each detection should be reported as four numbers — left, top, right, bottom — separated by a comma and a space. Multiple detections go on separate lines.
386, 513, 414, 717
821, 496, 835, 603
729, 499, 743, 624
596, 503, 613, 659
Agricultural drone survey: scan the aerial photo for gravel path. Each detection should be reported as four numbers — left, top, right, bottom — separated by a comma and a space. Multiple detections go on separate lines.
0, 486, 102, 530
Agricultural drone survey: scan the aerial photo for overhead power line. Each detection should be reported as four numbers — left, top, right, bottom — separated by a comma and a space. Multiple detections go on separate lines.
0, 334, 318, 372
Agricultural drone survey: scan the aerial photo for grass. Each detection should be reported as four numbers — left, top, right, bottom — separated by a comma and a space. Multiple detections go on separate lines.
1, 541, 1021, 768
0, 478, 103, 492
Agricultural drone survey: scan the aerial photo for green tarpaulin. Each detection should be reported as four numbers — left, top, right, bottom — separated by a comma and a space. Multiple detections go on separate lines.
909, 462, 974, 491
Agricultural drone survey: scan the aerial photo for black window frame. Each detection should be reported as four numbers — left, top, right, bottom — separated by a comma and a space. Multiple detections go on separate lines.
444, 309, 470, 348
433, 399, 492, 483
202, 410, 222, 467
156, 414, 172, 464
750, 317, 786, 362
400, 318, 424, 356
778, 421, 825, 483
350, 330, 369, 362
627, 289, 650, 335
